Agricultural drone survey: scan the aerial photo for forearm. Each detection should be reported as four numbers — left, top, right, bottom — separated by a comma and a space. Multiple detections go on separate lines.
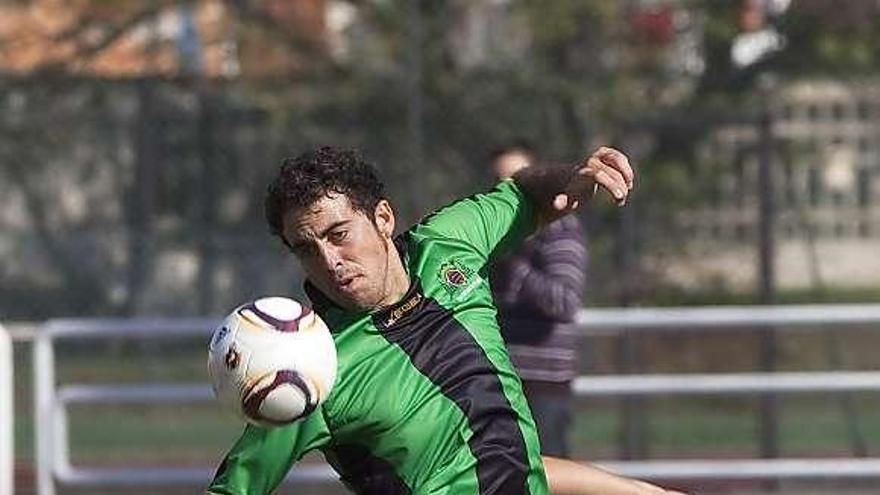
513, 146, 633, 226
542, 456, 672, 495
513, 164, 583, 227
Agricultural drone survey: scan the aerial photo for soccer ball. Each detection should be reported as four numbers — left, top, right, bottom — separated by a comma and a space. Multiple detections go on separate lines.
207, 296, 337, 427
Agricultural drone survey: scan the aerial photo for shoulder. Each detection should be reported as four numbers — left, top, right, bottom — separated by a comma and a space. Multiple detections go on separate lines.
418, 180, 527, 227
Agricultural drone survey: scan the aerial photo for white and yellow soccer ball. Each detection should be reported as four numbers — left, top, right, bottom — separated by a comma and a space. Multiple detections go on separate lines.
207, 297, 336, 428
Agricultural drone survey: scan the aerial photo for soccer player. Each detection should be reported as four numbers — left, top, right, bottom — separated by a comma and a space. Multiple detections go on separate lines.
206, 146, 684, 495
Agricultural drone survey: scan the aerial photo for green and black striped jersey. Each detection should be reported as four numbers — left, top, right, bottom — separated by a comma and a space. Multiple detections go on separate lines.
208, 180, 549, 495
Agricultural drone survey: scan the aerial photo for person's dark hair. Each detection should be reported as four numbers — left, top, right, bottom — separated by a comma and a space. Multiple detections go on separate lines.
488, 138, 537, 165
265, 146, 385, 245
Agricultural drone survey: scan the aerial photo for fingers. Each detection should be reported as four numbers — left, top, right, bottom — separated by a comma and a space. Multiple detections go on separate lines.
553, 193, 568, 211
596, 146, 634, 190
552, 193, 579, 212
554, 146, 634, 213
582, 155, 629, 206
573, 146, 636, 207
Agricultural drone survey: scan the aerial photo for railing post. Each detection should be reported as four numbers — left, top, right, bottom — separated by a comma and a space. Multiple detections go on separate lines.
0, 324, 13, 495
33, 326, 56, 495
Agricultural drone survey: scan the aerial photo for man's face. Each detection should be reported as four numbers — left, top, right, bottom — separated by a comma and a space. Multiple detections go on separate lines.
492, 150, 532, 180
282, 193, 398, 312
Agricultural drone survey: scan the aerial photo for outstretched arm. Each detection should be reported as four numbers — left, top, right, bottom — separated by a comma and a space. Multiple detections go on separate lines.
514, 146, 634, 226
542, 456, 688, 495
205, 413, 331, 495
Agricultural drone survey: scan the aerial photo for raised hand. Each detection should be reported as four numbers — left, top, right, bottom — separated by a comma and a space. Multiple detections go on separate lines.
552, 146, 635, 213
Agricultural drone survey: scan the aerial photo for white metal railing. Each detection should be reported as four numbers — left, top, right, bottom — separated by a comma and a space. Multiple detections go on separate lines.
21, 304, 880, 494
573, 371, 880, 396
32, 318, 218, 495
576, 303, 880, 331
1, 324, 12, 495
598, 458, 880, 480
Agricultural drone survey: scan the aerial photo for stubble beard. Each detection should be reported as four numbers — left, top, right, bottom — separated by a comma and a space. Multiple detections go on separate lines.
351, 236, 393, 314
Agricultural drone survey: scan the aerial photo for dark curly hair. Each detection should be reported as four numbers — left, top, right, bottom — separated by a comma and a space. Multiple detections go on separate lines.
265, 146, 386, 247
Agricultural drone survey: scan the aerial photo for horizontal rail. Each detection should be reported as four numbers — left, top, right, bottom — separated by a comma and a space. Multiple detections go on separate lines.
6, 322, 38, 341
45, 318, 217, 338
57, 371, 880, 408
577, 303, 880, 331
56, 464, 338, 487
573, 371, 880, 396
58, 384, 212, 405
601, 458, 880, 480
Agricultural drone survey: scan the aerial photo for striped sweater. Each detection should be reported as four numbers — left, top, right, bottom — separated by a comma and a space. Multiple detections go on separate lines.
490, 215, 587, 384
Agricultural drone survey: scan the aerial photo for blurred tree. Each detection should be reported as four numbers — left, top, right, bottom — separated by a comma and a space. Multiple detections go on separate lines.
699, 0, 880, 96
4, 0, 880, 318
0, 0, 332, 317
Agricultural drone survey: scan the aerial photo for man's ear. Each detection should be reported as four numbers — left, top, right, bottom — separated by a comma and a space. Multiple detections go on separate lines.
374, 199, 395, 238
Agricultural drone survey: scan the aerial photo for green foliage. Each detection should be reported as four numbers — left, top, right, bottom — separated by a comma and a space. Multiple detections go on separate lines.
777, 1, 880, 76
517, 0, 617, 48
5, 1, 880, 316
699, 0, 880, 95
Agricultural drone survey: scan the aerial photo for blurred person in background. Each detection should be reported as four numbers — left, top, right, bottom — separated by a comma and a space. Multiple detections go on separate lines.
489, 141, 587, 458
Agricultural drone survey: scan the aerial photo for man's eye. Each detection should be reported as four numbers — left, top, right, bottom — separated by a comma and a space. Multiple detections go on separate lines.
329, 230, 348, 243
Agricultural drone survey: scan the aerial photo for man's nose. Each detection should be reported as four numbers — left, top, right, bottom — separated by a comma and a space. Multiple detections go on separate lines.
317, 243, 343, 273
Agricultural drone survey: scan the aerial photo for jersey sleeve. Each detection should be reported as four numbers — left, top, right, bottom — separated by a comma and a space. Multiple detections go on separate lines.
418, 180, 536, 261
206, 411, 332, 495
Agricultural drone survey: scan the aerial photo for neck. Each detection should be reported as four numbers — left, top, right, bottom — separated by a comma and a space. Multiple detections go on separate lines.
377, 240, 410, 309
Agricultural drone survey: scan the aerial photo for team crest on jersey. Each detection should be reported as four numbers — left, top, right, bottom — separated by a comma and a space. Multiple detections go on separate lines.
438, 259, 481, 301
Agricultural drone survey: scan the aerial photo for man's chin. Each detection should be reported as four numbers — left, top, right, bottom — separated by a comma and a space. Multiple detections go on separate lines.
330, 291, 376, 312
